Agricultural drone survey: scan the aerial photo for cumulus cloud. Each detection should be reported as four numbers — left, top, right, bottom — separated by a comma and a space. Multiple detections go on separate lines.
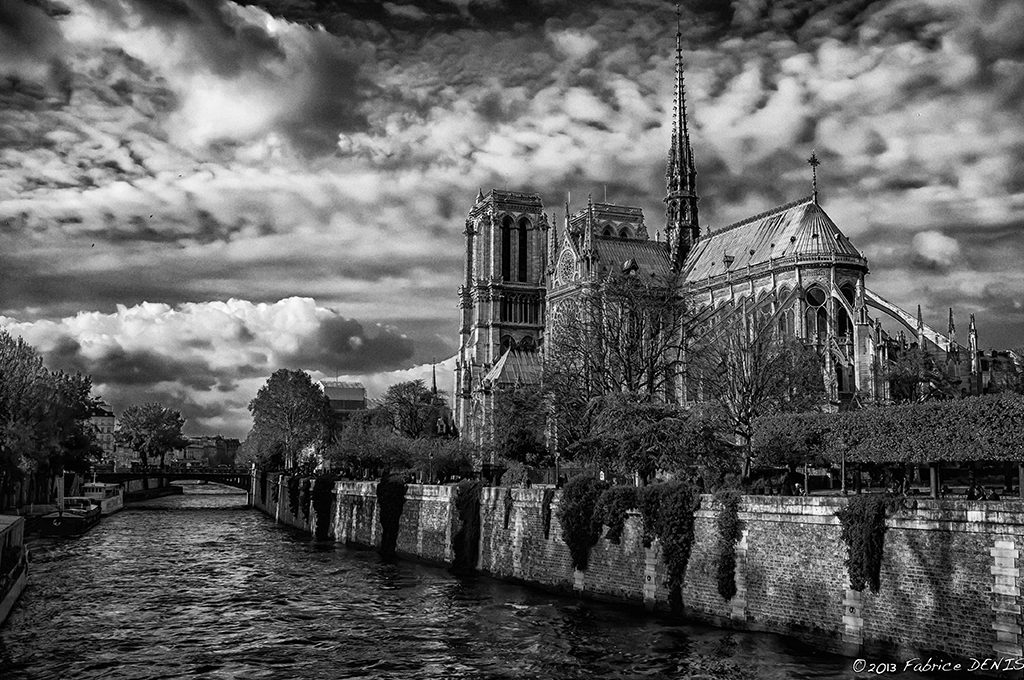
1, 0, 1023, 440
911, 230, 961, 269
1, 297, 420, 435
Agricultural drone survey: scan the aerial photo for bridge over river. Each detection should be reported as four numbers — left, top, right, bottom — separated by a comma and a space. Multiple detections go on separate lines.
92, 466, 252, 491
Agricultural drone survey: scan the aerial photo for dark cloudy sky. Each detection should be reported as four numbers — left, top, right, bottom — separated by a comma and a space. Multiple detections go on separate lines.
1, 0, 1022, 437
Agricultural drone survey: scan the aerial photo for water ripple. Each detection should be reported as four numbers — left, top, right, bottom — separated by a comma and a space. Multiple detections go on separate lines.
0, 487, 923, 680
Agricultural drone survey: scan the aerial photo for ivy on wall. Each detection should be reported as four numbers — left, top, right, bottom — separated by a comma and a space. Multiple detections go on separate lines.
714, 488, 743, 601
259, 469, 267, 504
311, 477, 334, 541
287, 475, 301, 517
557, 475, 609, 571
270, 475, 279, 503
541, 488, 555, 539
836, 494, 898, 593
376, 474, 407, 558
451, 480, 483, 572
299, 478, 311, 521
503, 487, 513, 530
639, 481, 700, 610
592, 486, 638, 544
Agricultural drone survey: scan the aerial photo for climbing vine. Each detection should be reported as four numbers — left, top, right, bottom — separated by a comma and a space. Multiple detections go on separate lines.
837, 494, 897, 593
639, 480, 700, 610
503, 487, 514, 530
557, 475, 608, 571
270, 474, 279, 503
541, 488, 555, 539
376, 474, 407, 558
714, 488, 743, 601
592, 486, 638, 544
451, 480, 483, 572
259, 469, 267, 503
287, 475, 301, 517
299, 478, 311, 521
311, 477, 335, 541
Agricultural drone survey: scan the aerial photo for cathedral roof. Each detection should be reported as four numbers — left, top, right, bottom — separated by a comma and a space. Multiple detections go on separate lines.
682, 197, 865, 282
483, 349, 542, 386
592, 237, 673, 279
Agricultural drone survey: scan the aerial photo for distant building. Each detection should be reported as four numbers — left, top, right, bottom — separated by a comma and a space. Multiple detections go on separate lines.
169, 436, 242, 468
320, 381, 367, 427
88, 400, 117, 461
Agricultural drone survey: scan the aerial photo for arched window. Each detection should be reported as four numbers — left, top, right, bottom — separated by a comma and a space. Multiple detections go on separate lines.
840, 283, 856, 306
602, 225, 614, 237
518, 217, 530, 282
500, 335, 516, 353
805, 286, 828, 339
519, 336, 535, 352
619, 227, 632, 239
501, 216, 512, 281
837, 307, 853, 336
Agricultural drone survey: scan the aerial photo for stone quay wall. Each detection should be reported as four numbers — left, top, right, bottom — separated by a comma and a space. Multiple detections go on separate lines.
252, 472, 1024, 665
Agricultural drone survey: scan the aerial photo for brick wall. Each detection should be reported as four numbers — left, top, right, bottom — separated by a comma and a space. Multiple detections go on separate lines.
251, 473, 1024, 664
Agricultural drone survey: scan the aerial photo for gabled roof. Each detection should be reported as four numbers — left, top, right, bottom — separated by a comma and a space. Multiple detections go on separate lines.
592, 237, 673, 279
683, 197, 865, 281
483, 349, 542, 386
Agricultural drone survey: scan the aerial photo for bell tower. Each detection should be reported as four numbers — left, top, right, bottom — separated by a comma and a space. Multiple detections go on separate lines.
454, 189, 547, 441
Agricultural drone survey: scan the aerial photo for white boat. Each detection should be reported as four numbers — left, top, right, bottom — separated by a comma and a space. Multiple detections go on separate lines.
0, 514, 28, 627
82, 481, 124, 516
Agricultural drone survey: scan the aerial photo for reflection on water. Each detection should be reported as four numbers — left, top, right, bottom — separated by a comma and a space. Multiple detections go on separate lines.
0, 486, 918, 679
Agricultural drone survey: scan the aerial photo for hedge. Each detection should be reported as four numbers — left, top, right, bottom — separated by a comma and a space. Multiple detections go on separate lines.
752, 393, 1024, 465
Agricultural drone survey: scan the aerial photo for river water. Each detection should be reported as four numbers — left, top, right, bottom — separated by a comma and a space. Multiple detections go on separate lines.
0, 485, 922, 679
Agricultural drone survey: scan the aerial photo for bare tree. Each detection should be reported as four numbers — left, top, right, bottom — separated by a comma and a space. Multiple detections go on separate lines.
687, 301, 827, 478
546, 268, 694, 454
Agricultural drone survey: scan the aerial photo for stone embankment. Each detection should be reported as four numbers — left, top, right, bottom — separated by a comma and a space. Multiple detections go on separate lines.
253, 472, 1024, 669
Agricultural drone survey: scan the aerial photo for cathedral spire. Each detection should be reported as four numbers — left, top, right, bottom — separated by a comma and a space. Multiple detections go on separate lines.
969, 313, 980, 375
664, 1, 699, 270
807, 151, 820, 204
916, 304, 925, 347
547, 212, 559, 275
947, 308, 959, 362
583, 193, 595, 257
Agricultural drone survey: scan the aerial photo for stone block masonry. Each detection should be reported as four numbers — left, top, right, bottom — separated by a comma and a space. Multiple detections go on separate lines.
251, 472, 1024, 667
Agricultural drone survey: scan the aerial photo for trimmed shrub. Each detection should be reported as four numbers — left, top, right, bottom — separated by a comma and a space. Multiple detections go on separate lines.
376, 474, 407, 558
592, 485, 638, 544
837, 494, 897, 592
499, 460, 532, 487
557, 475, 608, 571
714, 488, 743, 600
451, 480, 483, 572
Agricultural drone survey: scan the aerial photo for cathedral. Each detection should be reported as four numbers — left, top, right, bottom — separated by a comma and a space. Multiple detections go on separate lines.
453, 22, 1014, 447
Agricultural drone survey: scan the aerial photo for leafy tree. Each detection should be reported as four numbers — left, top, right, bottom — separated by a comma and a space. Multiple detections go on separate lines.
382, 380, 449, 439
0, 331, 100, 505
115, 403, 189, 469
491, 384, 549, 467
570, 394, 733, 487
248, 369, 331, 469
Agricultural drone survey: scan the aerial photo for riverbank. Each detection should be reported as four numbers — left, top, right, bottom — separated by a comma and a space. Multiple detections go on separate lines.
253, 473, 1024, 674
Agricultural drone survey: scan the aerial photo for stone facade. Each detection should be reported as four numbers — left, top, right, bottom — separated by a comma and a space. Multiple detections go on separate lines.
251, 473, 1024, 665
